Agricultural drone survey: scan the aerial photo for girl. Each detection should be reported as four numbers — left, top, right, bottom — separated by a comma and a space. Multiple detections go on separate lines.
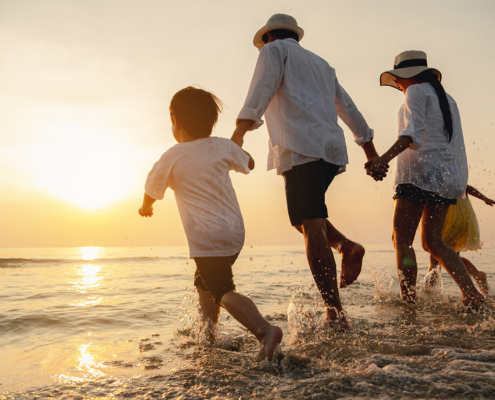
367, 50, 485, 309
426, 184, 494, 296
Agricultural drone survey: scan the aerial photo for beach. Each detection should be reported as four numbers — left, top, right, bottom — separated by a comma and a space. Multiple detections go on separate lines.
1, 245, 494, 399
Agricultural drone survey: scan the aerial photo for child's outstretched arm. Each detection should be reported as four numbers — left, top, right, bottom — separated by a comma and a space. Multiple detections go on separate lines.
467, 185, 495, 206
242, 148, 255, 170
139, 192, 156, 217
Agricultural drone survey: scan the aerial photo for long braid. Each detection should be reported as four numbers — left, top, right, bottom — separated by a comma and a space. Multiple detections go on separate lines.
417, 71, 453, 142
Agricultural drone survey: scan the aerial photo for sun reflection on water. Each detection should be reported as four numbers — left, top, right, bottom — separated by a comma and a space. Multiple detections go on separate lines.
80, 246, 100, 261
78, 343, 105, 378
70, 264, 103, 294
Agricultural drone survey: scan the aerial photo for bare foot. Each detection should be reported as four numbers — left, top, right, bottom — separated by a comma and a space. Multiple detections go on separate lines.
325, 308, 352, 330
339, 242, 365, 288
260, 326, 283, 361
462, 292, 485, 309
474, 271, 490, 297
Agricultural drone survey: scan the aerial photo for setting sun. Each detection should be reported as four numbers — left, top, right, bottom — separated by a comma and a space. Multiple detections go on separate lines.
29, 124, 140, 209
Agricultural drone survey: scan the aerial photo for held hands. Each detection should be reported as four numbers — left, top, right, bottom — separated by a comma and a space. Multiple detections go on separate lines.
231, 119, 255, 148
364, 156, 389, 181
138, 206, 153, 217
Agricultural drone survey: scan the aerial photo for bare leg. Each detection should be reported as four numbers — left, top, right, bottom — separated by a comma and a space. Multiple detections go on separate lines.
295, 220, 364, 288
428, 254, 440, 272
197, 286, 221, 344
393, 199, 425, 304
299, 218, 350, 329
421, 205, 484, 308
220, 291, 283, 361
461, 257, 490, 297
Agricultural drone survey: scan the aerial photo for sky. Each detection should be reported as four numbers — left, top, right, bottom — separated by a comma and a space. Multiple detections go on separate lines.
1, 0, 494, 248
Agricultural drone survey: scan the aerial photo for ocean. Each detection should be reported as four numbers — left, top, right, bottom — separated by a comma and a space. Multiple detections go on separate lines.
1, 245, 494, 399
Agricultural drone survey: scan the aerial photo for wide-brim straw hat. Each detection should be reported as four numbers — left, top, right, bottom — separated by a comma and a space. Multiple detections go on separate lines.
253, 13, 304, 48
380, 50, 442, 90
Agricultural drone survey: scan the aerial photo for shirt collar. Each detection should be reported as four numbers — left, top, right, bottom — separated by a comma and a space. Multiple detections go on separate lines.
259, 38, 300, 52
284, 38, 300, 45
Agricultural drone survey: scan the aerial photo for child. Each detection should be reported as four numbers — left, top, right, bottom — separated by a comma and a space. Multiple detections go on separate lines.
139, 86, 282, 360
367, 50, 485, 309
427, 184, 494, 296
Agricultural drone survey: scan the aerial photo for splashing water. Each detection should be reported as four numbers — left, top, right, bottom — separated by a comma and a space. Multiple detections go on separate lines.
1, 245, 494, 399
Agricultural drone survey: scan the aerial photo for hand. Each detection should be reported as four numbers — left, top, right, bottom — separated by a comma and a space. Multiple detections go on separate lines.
365, 156, 389, 181
231, 119, 254, 148
139, 206, 153, 217
484, 197, 495, 206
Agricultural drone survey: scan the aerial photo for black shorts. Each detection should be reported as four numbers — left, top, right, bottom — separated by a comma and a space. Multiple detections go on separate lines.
393, 184, 457, 206
283, 159, 341, 226
193, 253, 239, 304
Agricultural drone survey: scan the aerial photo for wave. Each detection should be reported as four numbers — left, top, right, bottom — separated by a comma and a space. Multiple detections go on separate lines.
0, 256, 188, 268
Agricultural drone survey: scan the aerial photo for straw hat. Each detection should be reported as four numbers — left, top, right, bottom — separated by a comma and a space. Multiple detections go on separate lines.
380, 50, 442, 89
253, 13, 304, 49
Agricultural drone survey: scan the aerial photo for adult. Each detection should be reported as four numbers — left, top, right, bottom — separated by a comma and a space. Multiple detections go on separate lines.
367, 50, 485, 309
232, 14, 382, 328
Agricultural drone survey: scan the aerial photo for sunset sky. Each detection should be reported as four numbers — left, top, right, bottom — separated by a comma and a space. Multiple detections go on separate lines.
1, 0, 494, 248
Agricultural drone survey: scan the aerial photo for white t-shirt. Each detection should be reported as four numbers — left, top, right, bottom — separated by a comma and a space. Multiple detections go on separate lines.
395, 83, 468, 199
145, 137, 250, 257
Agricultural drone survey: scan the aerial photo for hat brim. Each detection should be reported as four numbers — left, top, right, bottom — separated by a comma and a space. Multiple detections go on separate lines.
253, 23, 304, 48
380, 67, 442, 90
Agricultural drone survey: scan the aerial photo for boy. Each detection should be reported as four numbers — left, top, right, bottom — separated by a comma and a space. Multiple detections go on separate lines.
139, 86, 282, 360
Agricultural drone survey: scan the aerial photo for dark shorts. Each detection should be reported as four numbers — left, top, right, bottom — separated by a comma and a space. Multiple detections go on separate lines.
393, 184, 457, 206
193, 253, 239, 304
283, 159, 341, 226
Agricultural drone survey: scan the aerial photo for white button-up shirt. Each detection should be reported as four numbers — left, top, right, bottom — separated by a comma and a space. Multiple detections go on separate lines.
395, 83, 468, 199
237, 38, 373, 174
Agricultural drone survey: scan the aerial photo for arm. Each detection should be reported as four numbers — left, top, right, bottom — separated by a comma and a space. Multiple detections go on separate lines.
366, 85, 426, 181
233, 42, 286, 147
362, 138, 380, 161
365, 136, 413, 180
467, 185, 495, 206
242, 148, 255, 170
231, 120, 255, 148
335, 79, 374, 150
139, 192, 156, 217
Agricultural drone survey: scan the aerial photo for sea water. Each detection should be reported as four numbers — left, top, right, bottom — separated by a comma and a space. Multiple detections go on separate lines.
1, 245, 494, 399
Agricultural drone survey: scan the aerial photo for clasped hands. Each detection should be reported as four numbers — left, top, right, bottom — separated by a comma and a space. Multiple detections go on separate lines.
365, 156, 389, 181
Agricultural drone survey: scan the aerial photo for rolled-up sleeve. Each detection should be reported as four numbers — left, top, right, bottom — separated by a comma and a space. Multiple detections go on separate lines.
237, 41, 286, 130
399, 85, 427, 150
334, 78, 374, 147
144, 154, 174, 200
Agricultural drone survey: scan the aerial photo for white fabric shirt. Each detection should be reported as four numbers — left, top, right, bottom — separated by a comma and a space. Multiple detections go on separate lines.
145, 137, 250, 257
395, 83, 468, 199
237, 38, 373, 175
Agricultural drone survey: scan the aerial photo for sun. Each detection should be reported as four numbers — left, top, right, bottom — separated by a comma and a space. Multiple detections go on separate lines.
33, 124, 141, 209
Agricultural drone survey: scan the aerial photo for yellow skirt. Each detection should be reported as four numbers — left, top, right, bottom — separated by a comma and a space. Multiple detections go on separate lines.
442, 197, 482, 252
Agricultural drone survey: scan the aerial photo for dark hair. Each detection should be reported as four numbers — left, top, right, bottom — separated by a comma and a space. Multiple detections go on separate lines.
262, 29, 299, 44
415, 71, 453, 141
170, 86, 223, 138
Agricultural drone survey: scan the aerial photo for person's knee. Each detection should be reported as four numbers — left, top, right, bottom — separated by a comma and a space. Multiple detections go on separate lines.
421, 235, 445, 256
302, 218, 326, 236
393, 230, 414, 250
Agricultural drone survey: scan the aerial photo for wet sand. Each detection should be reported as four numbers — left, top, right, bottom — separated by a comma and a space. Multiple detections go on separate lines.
1, 245, 494, 399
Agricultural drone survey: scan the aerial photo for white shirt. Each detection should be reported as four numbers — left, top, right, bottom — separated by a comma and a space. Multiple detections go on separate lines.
237, 38, 373, 175
395, 83, 468, 199
145, 137, 250, 257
